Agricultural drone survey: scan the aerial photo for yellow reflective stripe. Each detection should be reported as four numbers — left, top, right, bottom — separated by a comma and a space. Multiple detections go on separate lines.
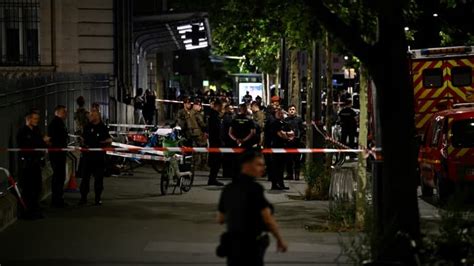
419, 100, 434, 112
417, 114, 432, 128
461, 58, 473, 67
418, 89, 432, 99
448, 146, 455, 155
456, 148, 469, 158
419, 158, 441, 164
451, 86, 466, 100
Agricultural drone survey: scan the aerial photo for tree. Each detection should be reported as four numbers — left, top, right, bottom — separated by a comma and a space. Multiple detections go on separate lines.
303, 0, 421, 263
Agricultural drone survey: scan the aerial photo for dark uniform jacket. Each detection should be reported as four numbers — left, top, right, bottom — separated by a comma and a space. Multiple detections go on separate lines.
48, 116, 68, 148
207, 109, 223, 147
17, 125, 46, 162
82, 121, 110, 161
218, 174, 272, 236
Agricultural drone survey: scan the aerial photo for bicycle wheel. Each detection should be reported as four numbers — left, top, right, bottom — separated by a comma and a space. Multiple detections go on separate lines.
160, 162, 171, 195
180, 174, 194, 192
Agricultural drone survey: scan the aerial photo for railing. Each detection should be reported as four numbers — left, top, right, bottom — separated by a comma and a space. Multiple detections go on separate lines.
0, 73, 113, 172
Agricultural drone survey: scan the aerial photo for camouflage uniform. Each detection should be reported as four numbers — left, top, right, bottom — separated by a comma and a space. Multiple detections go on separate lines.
252, 110, 265, 146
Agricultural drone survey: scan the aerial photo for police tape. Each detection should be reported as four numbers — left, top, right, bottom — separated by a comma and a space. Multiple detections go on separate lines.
0, 146, 366, 154
156, 98, 348, 106
0, 167, 26, 209
310, 121, 379, 159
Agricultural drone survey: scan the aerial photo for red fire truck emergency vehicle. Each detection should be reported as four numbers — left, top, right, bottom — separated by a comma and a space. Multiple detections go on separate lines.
409, 46, 474, 200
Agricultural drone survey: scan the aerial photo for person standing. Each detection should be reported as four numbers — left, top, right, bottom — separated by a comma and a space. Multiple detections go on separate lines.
207, 99, 224, 186
284, 105, 305, 180
177, 97, 194, 145
74, 96, 89, 135
134, 88, 145, 124
190, 99, 207, 168
17, 109, 48, 219
251, 101, 265, 147
221, 104, 235, 178
338, 100, 358, 149
229, 103, 256, 149
242, 91, 252, 104
48, 105, 69, 207
217, 151, 288, 266
79, 109, 112, 206
268, 108, 292, 190
143, 89, 156, 125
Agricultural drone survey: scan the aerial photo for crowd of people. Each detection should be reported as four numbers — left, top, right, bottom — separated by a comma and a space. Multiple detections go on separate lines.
16, 96, 111, 220
175, 95, 305, 190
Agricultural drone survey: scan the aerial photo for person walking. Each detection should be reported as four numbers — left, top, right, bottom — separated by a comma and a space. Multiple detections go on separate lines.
207, 99, 224, 186
17, 109, 48, 219
217, 151, 288, 266
268, 108, 292, 190
79, 109, 112, 206
48, 105, 69, 207
284, 105, 305, 180
134, 88, 146, 124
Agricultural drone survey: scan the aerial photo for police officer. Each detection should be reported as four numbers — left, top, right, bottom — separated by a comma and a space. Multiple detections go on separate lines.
190, 99, 207, 168
284, 105, 305, 180
48, 105, 69, 207
268, 108, 292, 190
229, 103, 256, 149
221, 104, 235, 178
79, 109, 112, 206
207, 99, 224, 186
338, 100, 358, 149
17, 109, 48, 219
217, 151, 288, 265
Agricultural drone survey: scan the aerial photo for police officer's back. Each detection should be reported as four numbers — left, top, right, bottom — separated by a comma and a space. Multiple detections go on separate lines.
217, 152, 287, 266
17, 109, 47, 219
48, 105, 69, 207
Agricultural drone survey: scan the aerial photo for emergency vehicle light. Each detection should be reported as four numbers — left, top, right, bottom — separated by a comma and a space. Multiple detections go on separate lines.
420, 46, 472, 56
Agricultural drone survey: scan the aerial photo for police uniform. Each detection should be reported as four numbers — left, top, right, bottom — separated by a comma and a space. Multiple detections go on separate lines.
230, 114, 256, 148
80, 121, 110, 204
338, 106, 358, 148
207, 108, 223, 183
48, 115, 69, 207
284, 115, 305, 180
16, 125, 46, 218
218, 174, 272, 266
268, 119, 291, 189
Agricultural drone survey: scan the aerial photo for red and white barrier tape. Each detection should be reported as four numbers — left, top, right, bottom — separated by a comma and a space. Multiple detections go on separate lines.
311, 121, 379, 159
0, 167, 26, 209
0, 146, 366, 154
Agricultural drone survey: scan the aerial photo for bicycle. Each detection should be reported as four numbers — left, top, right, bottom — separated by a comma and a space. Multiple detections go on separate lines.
159, 130, 195, 195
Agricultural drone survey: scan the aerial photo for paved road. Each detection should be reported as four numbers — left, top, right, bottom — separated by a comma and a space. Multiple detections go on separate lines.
0, 166, 352, 266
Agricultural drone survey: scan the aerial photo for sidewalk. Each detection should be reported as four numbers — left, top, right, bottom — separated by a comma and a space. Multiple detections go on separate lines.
0, 166, 351, 266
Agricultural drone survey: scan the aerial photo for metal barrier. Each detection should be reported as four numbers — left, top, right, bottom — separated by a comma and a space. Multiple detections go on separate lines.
0, 73, 112, 171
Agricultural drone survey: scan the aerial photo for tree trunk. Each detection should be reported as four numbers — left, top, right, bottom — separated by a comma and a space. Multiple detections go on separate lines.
356, 65, 369, 228
367, 4, 421, 262
289, 50, 300, 107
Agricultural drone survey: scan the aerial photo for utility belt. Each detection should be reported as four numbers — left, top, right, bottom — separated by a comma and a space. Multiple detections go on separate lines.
216, 232, 269, 258
19, 156, 44, 166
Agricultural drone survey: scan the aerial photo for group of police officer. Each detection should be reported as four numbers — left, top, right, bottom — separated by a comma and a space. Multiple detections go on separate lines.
16, 97, 111, 220
177, 95, 305, 190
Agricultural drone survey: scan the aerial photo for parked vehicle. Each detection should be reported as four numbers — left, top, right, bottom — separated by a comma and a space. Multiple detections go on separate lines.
418, 105, 474, 201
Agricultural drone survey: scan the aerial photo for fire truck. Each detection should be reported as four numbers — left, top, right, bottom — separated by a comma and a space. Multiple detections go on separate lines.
409, 46, 474, 200
408, 46, 474, 134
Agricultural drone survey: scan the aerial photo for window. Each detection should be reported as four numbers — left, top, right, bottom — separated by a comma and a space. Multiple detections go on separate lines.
451, 66, 472, 87
452, 119, 474, 148
0, 0, 40, 66
423, 68, 443, 88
